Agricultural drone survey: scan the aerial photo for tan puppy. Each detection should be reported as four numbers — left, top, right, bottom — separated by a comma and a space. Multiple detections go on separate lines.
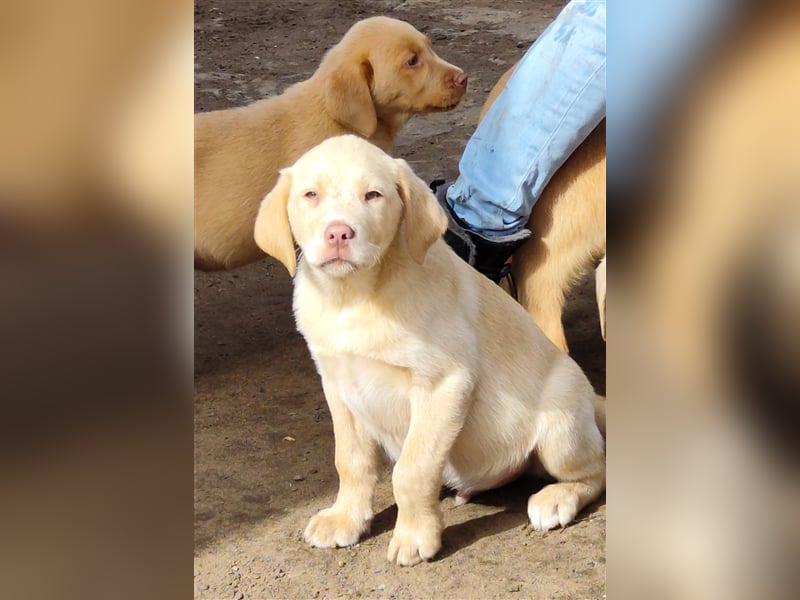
480, 64, 606, 352
254, 135, 605, 566
195, 16, 467, 270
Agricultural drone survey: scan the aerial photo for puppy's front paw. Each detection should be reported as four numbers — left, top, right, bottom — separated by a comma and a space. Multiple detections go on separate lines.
527, 484, 580, 531
387, 513, 442, 566
304, 506, 371, 548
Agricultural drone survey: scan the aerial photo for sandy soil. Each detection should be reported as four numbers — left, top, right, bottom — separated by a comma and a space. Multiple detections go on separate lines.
194, 1, 606, 598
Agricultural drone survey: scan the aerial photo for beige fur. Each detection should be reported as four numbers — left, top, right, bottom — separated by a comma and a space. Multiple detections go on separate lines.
596, 255, 606, 341
480, 64, 607, 352
195, 16, 466, 270
255, 135, 605, 566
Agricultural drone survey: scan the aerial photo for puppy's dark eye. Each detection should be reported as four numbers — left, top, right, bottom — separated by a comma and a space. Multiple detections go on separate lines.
405, 54, 419, 67
365, 190, 383, 201
304, 191, 318, 200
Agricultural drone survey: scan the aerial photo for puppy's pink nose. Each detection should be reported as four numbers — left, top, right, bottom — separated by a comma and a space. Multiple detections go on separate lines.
452, 72, 468, 88
324, 222, 355, 247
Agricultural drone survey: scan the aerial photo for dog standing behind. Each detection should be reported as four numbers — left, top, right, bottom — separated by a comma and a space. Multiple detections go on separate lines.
479, 63, 607, 352
254, 135, 605, 566
195, 16, 467, 270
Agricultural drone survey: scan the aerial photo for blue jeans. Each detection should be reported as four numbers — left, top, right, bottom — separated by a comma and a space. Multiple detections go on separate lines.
446, 0, 606, 237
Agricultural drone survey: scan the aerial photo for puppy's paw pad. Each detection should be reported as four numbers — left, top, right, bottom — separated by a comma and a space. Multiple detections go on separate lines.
303, 507, 369, 548
386, 523, 441, 566
528, 485, 580, 531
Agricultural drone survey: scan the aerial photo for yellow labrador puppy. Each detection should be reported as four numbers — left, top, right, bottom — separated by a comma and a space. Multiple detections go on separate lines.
196, 16, 467, 270
254, 135, 605, 566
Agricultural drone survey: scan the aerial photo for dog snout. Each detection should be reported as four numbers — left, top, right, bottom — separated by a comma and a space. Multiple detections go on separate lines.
451, 72, 468, 89
325, 222, 355, 247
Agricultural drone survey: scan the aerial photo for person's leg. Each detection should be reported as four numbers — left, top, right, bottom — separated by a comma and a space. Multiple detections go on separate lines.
441, 0, 606, 280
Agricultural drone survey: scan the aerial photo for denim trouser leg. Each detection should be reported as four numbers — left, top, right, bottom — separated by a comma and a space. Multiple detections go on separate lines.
446, 0, 606, 237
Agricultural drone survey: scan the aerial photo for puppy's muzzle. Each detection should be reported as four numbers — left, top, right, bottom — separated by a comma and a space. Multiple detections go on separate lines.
320, 221, 357, 268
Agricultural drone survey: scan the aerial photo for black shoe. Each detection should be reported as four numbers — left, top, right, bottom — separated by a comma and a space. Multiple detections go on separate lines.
430, 179, 473, 262
431, 180, 531, 283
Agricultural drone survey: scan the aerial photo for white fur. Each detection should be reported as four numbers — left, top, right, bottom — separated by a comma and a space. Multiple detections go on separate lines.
254, 135, 606, 566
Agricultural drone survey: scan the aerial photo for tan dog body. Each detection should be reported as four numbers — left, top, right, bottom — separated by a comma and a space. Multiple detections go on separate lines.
195, 16, 466, 270
255, 135, 605, 566
481, 64, 607, 351
512, 122, 606, 350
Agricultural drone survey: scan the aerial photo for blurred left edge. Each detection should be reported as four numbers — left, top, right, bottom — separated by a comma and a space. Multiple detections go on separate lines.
0, 1, 194, 599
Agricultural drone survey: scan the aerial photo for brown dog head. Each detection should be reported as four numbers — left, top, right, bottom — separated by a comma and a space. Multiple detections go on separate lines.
317, 17, 468, 138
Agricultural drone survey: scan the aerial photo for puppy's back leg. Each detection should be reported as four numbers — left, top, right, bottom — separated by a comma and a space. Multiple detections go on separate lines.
512, 236, 579, 353
528, 365, 606, 530
511, 125, 606, 353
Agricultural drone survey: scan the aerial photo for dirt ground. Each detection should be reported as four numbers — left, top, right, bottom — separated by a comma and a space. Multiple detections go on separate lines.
194, 1, 606, 598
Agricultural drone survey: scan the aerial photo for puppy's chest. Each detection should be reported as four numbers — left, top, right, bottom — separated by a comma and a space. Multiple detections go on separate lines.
295, 300, 418, 456
317, 353, 413, 458
296, 300, 419, 364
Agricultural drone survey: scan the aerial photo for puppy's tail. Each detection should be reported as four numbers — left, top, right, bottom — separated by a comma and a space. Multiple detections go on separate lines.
593, 395, 606, 438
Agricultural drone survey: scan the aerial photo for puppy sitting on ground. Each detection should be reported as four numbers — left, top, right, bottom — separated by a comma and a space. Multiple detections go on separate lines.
195, 16, 467, 270
254, 135, 606, 566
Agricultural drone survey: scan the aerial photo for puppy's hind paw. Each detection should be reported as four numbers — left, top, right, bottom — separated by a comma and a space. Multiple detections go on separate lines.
303, 506, 371, 548
527, 484, 580, 531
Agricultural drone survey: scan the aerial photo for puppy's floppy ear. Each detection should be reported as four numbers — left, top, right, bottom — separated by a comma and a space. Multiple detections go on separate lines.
323, 58, 377, 138
395, 158, 448, 265
254, 169, 297, 277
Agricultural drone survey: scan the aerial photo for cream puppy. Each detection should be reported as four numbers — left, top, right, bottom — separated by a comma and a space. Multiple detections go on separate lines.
254, 135, 605, 566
